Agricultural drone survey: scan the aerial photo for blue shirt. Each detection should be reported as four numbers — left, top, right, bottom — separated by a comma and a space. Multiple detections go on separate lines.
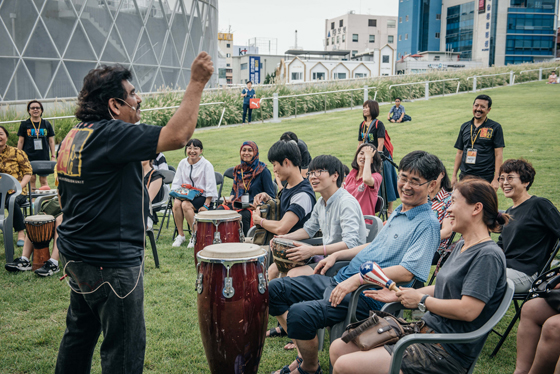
334, 202, 440, 293
230, 168, 276, 203
242, 88, 256, 105
389, 105, 405, 121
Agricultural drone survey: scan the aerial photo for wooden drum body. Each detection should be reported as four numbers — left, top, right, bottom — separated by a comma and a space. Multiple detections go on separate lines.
24, 215, 55, 271
270, 238, 305, 274
193, 210, 243, 266
196, 243, 268, 374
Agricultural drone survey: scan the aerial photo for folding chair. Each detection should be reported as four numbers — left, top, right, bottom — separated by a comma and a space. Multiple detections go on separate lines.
0, 174, 23, 263
155, 169, 175, 241
490, 239, 560, 357
20, 160, 57, 216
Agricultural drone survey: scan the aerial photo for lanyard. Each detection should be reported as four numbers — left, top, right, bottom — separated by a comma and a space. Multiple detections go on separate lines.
470, 118, 487, 148
30, 119, 41, 139
362, 120, 376, 141
240, 169, 254, 191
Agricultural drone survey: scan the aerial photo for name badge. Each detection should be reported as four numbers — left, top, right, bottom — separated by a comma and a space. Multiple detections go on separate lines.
241, 194, 249, 204
34, 139, 43, 150
466, 148, 477, 164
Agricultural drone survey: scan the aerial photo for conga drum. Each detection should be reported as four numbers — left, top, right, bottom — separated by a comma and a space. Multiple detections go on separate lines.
270, 238, 306, 274
24, 215, 55, 271
193, 210, 243, 266
196, 243, 268, 374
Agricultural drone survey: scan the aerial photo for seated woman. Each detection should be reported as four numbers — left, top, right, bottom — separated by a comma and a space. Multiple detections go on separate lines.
497, 158, 560, 293
330, 178, 509, 374
514, 291, 560, 374
220, 141, 275, 235
428, 160, 454, 266
142, 159, 165, 229
344, 143, 383, 223
171, 139, 218, 248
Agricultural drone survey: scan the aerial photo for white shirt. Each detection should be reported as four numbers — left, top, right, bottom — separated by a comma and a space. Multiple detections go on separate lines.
172, 156, 218, 200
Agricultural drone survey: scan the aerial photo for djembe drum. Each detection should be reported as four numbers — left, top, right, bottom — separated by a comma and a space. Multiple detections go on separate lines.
196, 243, 268, 374
270, 238, 306, 274
193, 210, 243, 266
24, 215, 55, 271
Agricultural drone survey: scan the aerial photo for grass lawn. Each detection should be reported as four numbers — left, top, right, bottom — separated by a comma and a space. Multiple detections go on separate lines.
1, 81, 559, 373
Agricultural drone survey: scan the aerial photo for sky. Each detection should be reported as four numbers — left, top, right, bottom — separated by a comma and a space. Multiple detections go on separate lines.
218, 0, 398, 54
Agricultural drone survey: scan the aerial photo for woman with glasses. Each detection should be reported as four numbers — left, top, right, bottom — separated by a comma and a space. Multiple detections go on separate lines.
497, 159, 560, 293
17, 100, 56, 190
344, 143, 383, 223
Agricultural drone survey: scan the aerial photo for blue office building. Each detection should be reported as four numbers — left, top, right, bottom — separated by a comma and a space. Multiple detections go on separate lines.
397, 0, 443, 58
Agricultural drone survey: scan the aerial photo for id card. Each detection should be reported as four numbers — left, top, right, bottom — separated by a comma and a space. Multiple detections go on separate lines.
466, 148, 477, 164
241, 194, 249, 204
34, 139, 43, 150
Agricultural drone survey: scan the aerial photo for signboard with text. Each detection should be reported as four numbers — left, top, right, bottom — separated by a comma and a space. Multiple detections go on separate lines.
249, 56, 261, 84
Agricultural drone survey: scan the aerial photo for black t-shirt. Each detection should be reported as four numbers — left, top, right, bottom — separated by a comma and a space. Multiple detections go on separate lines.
144, 168, 165, 204
422, 240, 507, 368
497, 196, 560, 276
454, 118, 505, 180
357, 120, 390, 157
17, 119, 55, 161
56, 119, 162, 267
279, 178, 316, 233
297, 140, 312, 169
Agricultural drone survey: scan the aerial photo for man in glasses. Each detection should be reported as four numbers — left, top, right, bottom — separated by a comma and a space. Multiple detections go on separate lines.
387, 97, 406, 123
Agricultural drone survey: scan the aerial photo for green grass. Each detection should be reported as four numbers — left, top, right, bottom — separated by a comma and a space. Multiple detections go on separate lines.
1, 81, 559, 373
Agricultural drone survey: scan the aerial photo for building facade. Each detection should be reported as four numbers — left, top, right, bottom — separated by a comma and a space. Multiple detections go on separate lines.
397, 0, 443, 59
324, 12, 398, 57
232, 54, 284, 84
217, 32, 233, 85
0, 0, 218, 102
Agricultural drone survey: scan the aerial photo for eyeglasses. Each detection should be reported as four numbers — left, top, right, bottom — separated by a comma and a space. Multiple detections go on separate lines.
306, 169, 328, 178
395, 100, 401, 103
398, 174, 431, 188
29, 107, 41, 110
498, 175, 520, 184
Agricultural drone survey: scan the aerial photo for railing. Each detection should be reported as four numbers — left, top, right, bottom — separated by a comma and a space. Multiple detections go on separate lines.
519, 66, 558, 83
467, 72, 514, 92
388, 78, 461, 101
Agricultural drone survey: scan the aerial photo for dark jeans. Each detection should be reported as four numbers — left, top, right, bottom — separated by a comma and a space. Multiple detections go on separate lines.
5, 194, 26, 232
242, 103, 252, 123
55, 254, 145, 374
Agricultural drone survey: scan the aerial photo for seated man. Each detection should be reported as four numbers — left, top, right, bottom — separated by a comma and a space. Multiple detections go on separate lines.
268, 150, 441, 374
5, 197, 62, 277
387, 98, 406, 123
252, 140, 316, 279
274, 155, 367, 278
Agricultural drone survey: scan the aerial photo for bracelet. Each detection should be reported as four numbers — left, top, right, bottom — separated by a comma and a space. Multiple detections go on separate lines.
323, 244, 327, 257
203, 204, 209, 210
260, 218, 266, 226
358, 273, 364, 285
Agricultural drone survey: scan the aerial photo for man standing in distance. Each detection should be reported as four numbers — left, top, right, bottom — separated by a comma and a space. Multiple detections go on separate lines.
54, 52, 213, 373
452, 94, 504, 190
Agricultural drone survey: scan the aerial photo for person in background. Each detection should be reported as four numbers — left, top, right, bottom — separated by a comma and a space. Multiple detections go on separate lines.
387, 98, 406, 123
152, 152, 169, 170
428, 160, 454, 266
241, 81, 256, 124
547, 71, 557, 84
17, 100, 56, 190
142, 159, 165, 230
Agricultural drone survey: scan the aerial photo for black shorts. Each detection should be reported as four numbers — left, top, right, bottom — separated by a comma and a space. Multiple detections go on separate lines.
180, 195, 206, 211
384, 341, 467, 374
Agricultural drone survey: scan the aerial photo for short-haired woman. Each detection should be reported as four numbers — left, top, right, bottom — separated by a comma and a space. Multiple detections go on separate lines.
171, 139, 218, 248
498, 158, 560, 292
330, 178, 509, 374
17, 100, 56, 190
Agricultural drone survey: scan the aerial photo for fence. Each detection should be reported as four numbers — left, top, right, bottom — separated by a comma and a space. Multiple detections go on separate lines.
467, 72, 514, 92
519, 66, 558, 82
388, 78, 461, 101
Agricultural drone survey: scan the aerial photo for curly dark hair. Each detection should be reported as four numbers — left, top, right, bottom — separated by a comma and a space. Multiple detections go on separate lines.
499, 158, 536, 191
75, 65, 133, 122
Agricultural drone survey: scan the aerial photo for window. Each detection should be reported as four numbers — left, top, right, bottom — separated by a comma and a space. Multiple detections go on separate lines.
313, 72, 326, 80
337, 35, 340, 43
436, 14, 441, 20
332, 37, 334, 44
406, 15, 409, 21
241, 63, 248, 70
226, 53, 231, 58
399, 17, 402, 23
405, 33, 408, 40
226, 63, 230, 67
339, 19, 343, 27
387, 20, 396, 28
369, 19, 377, 27
352, 50, 358, 57
382, 55, 390, 63
434, 56, 440, 60
352, 34, 359, 42
331, 22, 335, 29
388, 35, 394, 43
226, 43, 230, 48
335, 72, 347, 79
435, 32, 440, 38
291, 72, 303, 80
399, 35, 402, 41
355, 73, 367, 78
342, 34, 346, 42
369, 35, 375, 43
326, 39, 329, 46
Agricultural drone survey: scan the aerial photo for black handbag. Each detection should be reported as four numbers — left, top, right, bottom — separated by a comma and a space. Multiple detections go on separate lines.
527, 266, 560, 312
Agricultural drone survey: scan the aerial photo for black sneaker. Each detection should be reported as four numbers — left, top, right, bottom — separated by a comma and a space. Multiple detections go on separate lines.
5, 257, 32, 272
34, 260, 60, 277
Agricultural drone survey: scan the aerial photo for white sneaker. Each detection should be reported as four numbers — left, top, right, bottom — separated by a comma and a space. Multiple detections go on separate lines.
172, 235, 186, 247
187, 237, 195, 249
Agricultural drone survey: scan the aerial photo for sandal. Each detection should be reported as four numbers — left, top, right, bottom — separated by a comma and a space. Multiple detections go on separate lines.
284, 340, 296, 350
266, 326, 287, 338
271, 357, 303, 374
296, 361, 322, 374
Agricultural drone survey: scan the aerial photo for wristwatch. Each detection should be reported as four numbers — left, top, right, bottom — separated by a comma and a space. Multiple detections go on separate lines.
418, 294, 430, 312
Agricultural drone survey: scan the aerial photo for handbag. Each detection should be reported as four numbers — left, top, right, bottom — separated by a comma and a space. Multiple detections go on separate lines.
170, 184, 204, 201
249, 98, 261, 109
527, 266, 560, 312
341, 310, 424, 351
252, 198, 281, 245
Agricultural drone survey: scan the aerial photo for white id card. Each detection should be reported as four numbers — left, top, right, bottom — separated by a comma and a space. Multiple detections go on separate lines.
241, 194, 250, 204
466, 148, 477, 164
33, 139, 43, 150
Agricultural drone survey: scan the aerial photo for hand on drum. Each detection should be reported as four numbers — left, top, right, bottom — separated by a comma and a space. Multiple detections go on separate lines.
363, 288, 399, 304
198, 206, 208, 212
313, 255, 336, 275
286, 242, 314, 262
252, 208, 262, 225
328, 275, 361, 307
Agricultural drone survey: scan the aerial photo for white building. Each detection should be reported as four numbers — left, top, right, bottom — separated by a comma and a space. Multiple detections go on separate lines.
232, 54, 284, 84
218, 33, 233, 85
395, 51, 484, 74
324, 11, 398, 58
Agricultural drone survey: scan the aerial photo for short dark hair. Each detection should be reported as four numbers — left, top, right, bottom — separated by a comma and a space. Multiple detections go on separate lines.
499, 158, 536, 191
27, 100, 44, 116
351, 143, 382, 174
75, 65, 133, 122
395, 97, 402, 102
184, 138, 203, 156
398, 151, 440, 182
474, 94, 492, 108
308, 155, 344, 187
435, 159, 452, 192
280, 131, 298, 142
362, 100, 380, 120
342, 164, 350, 177
268, 140, 301, 168
0, 125, 9, 138
247, 81, 252, 85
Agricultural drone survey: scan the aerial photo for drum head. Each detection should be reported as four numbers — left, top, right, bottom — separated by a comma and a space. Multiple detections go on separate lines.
272, 238, 299, 247
196, 210, 241, 221
199, 243, 266, 260
24, 214, 55, 223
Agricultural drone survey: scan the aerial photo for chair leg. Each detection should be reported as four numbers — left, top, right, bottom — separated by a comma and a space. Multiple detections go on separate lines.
157, 203, 170, 241
147, 230, 159, 268
317, 328, 325, 352
490, 302, 523, 358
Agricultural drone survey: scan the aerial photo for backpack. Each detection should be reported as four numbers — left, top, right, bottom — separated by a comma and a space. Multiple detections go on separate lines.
361, 120, 394, 157
252, 198, 281, 245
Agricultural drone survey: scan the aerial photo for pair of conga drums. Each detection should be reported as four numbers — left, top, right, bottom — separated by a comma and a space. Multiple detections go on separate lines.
196, 243, 268, 374
193, 210, 244, 266
24, 215, 56, 270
